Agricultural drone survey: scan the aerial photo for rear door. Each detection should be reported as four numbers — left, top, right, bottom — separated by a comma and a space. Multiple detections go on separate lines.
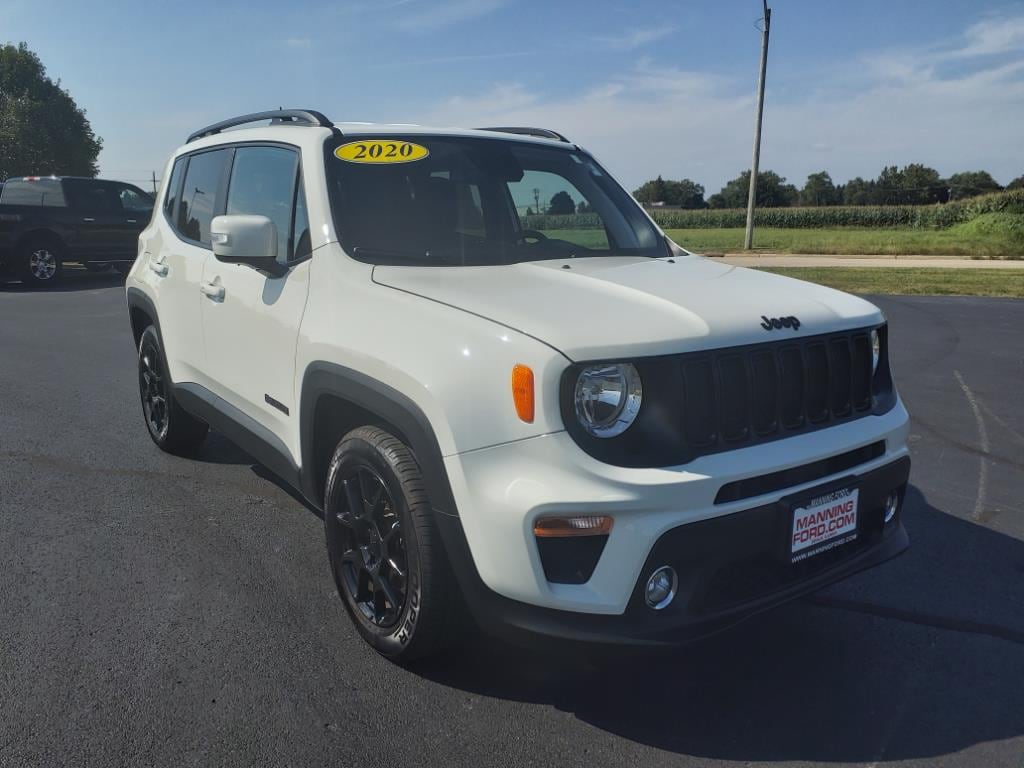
200, 144, 311, 456
62, 179, 123, 259
152, 148, 231, 386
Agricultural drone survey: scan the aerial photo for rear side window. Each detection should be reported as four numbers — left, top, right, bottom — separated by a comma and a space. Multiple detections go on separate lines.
118, 185, 153, 213
64, 180, 120, 212
225, 146, 299, 261
178, 149, 230, 246
0, 179, 66, 207
164, 157, 186, 220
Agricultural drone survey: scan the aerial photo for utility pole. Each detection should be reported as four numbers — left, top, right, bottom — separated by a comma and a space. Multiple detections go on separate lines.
151, 171, 158, 195
744, 0, 771, 250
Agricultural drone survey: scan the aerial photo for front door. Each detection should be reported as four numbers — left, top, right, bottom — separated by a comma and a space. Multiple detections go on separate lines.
199, 145, 311, 457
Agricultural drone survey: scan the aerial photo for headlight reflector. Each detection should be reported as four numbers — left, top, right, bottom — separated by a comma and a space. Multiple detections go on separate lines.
574, 363, 642, 437
871, 329, 881, 374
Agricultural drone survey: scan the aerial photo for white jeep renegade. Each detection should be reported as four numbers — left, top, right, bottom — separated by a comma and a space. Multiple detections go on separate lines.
127, 109, 911, 661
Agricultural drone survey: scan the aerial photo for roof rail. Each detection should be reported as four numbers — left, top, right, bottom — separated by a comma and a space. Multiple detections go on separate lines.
186, 109, 335, 143
477, 126, 571, 143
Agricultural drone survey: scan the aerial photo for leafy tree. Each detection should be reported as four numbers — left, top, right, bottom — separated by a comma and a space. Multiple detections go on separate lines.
947, 171, 1003, 200
708, 170, 798, 208
0, 43, 102, 179
633, 175, 669, 204
547, 190, 576, 215
1007, 175, 1024, 191
576, 200, 593, 214
799, 171, 840, 206
842, 177, 878, 205
633, 176, 705, 208
874, 164, 945, 204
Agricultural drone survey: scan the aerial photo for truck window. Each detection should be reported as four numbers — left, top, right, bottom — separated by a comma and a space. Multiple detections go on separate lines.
0, 178, 67, 207
64, 179, 120, 212
118, 185, 154, 213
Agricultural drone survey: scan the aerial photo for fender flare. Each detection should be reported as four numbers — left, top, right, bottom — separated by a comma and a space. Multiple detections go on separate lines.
298, 361, 459, 519
126, 286, 163, 348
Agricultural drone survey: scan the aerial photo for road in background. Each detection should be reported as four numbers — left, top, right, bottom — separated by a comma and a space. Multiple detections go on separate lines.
1, 272, 1021, 767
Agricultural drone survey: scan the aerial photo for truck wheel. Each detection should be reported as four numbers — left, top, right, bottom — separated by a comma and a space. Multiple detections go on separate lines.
22, 239, 63, 286
324, 426, 462, 662
137, 325, 208, 453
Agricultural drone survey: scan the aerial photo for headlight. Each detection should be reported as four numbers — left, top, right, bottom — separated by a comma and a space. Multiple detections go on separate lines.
871, 329, 881, 374
574, 363, 642, 437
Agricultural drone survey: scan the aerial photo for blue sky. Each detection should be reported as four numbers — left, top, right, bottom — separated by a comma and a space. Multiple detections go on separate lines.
4, 0, 1024, 193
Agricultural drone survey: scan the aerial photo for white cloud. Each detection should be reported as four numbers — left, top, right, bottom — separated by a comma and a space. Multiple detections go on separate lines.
954, 15, 1024, 58
396, 0, 507, 31
420, 15, 1024, 193
596, 26, 675, 51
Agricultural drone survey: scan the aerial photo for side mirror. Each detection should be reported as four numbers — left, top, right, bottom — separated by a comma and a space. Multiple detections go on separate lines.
210, 214, 286, 276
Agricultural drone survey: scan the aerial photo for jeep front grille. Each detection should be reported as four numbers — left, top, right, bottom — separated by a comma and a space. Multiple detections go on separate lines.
679, 329, 876, 454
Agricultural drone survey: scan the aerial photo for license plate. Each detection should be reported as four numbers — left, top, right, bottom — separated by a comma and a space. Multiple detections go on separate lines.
790, 487, 859, 563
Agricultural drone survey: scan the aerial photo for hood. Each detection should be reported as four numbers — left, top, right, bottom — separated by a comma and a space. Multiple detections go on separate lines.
372, 255, 883, 361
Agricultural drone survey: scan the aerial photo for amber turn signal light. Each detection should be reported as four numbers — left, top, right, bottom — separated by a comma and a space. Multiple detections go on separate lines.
512, 364, 534, 423
533, 515, 614, 538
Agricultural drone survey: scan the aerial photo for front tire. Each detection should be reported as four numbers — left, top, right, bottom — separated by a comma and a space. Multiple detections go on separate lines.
324, 426, 462, 661
137, 325, 208, 453
22, 239, 63, 286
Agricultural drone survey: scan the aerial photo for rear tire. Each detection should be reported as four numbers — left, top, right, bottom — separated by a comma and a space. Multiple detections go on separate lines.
137, 325, 208, 453
21, 238, 63, 287
324, 426, 463, 662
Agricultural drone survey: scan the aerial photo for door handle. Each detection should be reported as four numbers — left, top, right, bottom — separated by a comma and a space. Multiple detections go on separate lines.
82, 217, 95, 223
200, 280, 225, 301
126, 219, 137, 224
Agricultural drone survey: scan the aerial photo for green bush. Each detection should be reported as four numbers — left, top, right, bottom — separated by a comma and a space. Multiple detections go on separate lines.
525, 189, 1024, 230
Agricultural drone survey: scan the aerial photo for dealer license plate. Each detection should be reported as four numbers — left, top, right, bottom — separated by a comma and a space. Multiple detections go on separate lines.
790, 487, 859, 563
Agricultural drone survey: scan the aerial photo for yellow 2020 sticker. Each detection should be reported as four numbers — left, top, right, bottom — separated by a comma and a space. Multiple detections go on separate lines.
334, 140, 429, 164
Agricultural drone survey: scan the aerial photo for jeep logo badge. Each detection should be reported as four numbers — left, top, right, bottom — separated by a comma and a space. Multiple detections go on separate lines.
761, 315, 801, 331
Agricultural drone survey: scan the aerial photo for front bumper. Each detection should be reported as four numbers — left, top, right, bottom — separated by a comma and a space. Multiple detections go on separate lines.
436, 455, 910, 648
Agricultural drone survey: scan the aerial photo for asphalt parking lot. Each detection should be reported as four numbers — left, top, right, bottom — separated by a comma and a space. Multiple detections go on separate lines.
1, 268, 1022, 768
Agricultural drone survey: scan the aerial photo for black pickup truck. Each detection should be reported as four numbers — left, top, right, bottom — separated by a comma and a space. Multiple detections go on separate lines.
0, 176, 154, 286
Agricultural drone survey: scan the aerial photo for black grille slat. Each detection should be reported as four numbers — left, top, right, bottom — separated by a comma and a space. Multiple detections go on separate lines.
682, 358, 717, 447
850, 334, 873, 411
750, 351, 779, 435
829, 338, 853, 416
717, 355, 750, 442
804, 343, 830, 423
678, 328, 877, 459
778, 347, 805, 428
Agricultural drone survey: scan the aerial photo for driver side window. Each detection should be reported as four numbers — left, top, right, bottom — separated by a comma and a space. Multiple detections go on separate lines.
507, 170, 610, 250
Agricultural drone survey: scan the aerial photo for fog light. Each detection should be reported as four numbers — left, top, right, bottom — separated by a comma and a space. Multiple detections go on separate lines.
644, 566, 677, 610
884, 492, 899, 524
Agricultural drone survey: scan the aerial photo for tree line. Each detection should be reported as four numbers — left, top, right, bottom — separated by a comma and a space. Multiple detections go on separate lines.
634, 167, 1024, 209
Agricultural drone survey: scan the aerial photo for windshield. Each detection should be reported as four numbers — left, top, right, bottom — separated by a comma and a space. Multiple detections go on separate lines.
325, 135, 666, 266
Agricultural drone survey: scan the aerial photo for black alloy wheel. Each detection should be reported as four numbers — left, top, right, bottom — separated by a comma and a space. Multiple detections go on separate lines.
332, 466, 409, 628
324, 426, 462, 661
136, 325, 208, 453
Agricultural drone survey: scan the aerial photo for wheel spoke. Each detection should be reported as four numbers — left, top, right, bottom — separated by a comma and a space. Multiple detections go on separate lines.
341, 478, 364, 519
372, 571, 401, 623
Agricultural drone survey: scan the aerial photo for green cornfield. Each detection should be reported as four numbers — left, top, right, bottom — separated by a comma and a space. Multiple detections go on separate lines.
524, 189, 1024, 230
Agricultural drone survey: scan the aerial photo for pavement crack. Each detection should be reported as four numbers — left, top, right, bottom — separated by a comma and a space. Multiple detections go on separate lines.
808, 595, 1024, 645
953, 370, 990, 522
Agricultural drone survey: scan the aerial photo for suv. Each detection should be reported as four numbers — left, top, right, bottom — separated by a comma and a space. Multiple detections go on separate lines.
126, 109, 910, 661
0, 175, 154, 285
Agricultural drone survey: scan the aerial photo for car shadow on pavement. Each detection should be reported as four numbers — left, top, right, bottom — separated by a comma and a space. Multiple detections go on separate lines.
0, 267, 126, 292
415, 484, 1024, 763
